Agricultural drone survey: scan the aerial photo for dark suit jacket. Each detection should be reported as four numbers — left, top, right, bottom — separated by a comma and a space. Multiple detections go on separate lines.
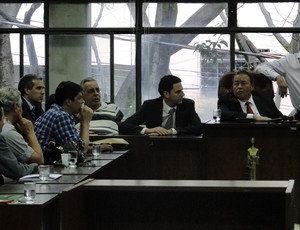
218, 91, 283, 121
119, 97, 202, 135
21, 97, 44, 124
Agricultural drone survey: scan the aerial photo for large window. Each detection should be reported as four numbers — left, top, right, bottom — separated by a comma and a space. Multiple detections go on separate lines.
0, 1, 297, 120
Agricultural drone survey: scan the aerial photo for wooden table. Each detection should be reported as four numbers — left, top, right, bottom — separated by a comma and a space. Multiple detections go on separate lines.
0, 183, 71, 194
0, 150, 128, 230
61, 179, 295, 230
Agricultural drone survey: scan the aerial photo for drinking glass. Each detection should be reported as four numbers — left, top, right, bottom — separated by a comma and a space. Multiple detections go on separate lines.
69, 151, 78, 168
23, 182, 36, 204
61, 153, 71, 167
213, 109, 221, 123
38, 165, 50, 181
92, 144, 101, 157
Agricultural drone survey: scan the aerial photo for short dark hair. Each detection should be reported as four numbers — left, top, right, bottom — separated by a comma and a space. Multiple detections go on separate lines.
234, 71, 255, 85
55, 81, 83, 106
18, 74, 42, 95
158, 75, 182, 96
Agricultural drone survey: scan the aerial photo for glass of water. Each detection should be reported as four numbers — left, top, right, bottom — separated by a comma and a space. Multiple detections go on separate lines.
38, 165, 50, 181
23, 182, 36, 204
69, 151, 78, 168
213, 109, 221, 123
92, 144, 101, 157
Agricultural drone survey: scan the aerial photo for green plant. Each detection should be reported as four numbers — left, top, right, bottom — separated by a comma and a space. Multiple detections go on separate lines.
194, 39, 228, 64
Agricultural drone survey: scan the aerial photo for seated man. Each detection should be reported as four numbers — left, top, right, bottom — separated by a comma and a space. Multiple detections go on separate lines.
80, 77, 124, 135
119, 74, 202, 135
35, 81, 93, 158
0, 87, 44, 165
0, 104, 38, 185
218, 71, 283, 121
18, 74, 45, 124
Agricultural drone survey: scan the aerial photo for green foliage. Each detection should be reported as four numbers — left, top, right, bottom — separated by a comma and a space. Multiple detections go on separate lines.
194, 38, 228, 64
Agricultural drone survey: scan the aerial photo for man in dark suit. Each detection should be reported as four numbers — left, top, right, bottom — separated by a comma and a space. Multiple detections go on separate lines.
218, 71, 283, 121
119, 75, 202, 135
18, 74, 45, 124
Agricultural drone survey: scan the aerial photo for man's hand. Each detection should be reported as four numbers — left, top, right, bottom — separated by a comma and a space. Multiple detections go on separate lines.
80, 105, 93, 124
17, 114, 34, 135
253, 115, 272, 121
276, 75, 288, 98
100, 143, 113, 152
145, 126, 173, 136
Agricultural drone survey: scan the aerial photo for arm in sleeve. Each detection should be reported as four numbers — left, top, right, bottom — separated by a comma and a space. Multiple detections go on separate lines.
255, 60, 287, 80
218, 95, 247, 121
175, 100, 202, 135
0, 135, 38, 179
119, 104, 148, 135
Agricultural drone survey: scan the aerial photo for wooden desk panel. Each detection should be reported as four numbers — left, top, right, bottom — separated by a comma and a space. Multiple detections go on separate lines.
0, 194, 59, 230
147, 136, 203, 179
61, 179, 294, 230
93, 135, 203, 179
202, 122, 300, 223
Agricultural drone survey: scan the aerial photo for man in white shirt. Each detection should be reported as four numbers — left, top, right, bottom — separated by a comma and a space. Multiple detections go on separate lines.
255, 51, 300, 119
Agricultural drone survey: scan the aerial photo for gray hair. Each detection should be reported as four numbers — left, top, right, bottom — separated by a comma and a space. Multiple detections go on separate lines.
80, 77, 97, 88
0, 87, 22, 115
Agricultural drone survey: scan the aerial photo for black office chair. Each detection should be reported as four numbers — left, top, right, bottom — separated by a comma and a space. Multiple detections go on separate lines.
218, 71, 274, 99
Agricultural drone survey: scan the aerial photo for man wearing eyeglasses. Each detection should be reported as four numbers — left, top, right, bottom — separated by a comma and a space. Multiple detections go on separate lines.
80, 77, 124, 135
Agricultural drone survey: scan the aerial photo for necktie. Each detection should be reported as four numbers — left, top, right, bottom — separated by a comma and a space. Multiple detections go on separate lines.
164, 108, 175, 129
245, 101, 254, 114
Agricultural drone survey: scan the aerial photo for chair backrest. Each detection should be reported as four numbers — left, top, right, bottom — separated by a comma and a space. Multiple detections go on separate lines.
218, 71, 274, 99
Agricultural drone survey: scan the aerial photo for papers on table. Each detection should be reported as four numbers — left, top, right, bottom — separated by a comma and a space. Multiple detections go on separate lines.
19, 173, 62, 182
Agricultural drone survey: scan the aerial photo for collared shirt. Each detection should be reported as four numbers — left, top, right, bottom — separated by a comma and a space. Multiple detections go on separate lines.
237, 95, 260, 118
89, 101, 124, 135
161, 99, 176, 127
1, 119, 34, 163
35, 104, 84, 150
22, 96, 34, 111
162, 99, 177, 135
140, 99, 178, 135
255, 52, 300, 110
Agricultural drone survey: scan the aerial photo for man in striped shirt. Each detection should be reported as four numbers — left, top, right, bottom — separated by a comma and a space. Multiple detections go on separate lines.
80, 78, 124, 135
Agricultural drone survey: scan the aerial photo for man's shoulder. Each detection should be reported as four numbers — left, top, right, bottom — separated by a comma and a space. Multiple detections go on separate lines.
36, 106, 68, 126
252, 91, 274, 102
142, 97, 162, 105
181, 97, 195, 106
1, 122, 15, 134
98, 102, 120, 111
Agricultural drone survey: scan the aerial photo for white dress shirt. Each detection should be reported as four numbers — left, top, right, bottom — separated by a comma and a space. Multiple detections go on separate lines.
237, 95, 260, 118
255, 52, 300, 110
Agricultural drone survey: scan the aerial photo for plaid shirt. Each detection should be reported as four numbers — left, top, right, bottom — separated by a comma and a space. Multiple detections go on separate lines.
35, 104, 84, 150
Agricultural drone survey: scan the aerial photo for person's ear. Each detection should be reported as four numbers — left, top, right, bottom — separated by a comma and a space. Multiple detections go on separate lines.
24, 88, 31, 95
163, 91, 170, 98
65, 98, 72, 106
13, 103, 22, 114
